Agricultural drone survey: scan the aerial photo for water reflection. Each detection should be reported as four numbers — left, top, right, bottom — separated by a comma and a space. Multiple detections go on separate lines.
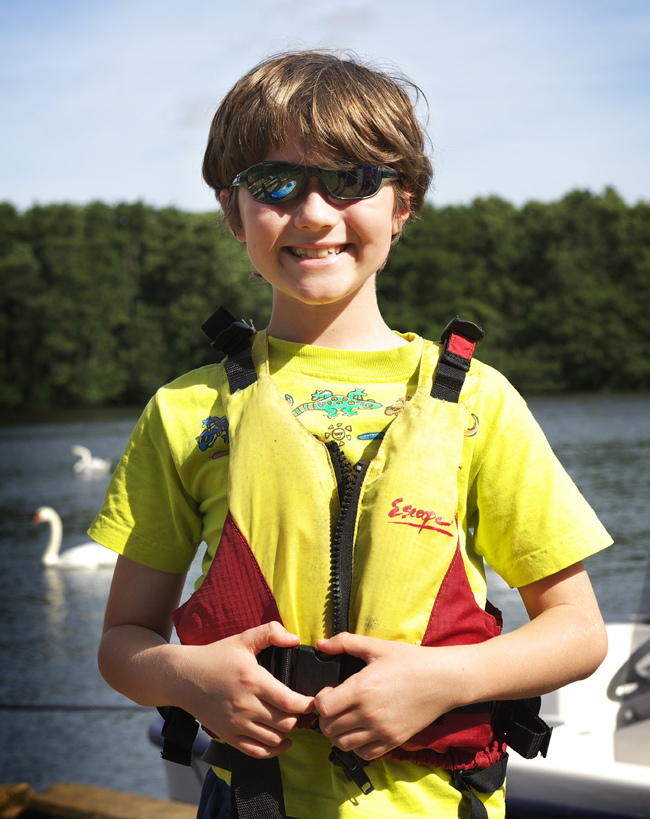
43, 568, 67, 625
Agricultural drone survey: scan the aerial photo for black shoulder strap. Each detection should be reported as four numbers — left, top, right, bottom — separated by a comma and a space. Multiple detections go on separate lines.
201, 306, 257, 392
431, 316, 484, 403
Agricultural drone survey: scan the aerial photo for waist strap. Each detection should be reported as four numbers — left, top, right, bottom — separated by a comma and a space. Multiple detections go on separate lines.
158, 651, 550, 769
260, 643, 499, 724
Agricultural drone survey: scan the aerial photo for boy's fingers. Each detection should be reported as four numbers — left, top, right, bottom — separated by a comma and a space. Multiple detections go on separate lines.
238, 623, 317, 713
316, 632, 349, 655
240, 621, 300, 655
260, 677, 315, 715
242, 719, 293, 747
334, 737, 387, 761
314, 635, 379, 718
234, 735, 293, 759
314, 682, 356, 719
251, 654, 315, 715
317, 631, 378, 660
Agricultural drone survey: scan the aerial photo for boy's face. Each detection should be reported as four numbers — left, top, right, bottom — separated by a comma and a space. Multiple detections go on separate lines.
220, 137, 409, 314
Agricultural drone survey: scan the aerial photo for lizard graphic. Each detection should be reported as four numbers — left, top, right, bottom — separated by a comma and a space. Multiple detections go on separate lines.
196, 416, 230, 451
293, 388, 381, 419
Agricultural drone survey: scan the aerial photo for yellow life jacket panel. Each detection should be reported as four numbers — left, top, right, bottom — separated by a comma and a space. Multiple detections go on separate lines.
172, 315, 508, 772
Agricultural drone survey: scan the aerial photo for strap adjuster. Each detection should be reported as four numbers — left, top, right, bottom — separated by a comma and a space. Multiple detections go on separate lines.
156, 705, 199, 767
201, 306, 255, 355
493, 697, 553, 759
440, 316, 485, 346
201, 306, 257, 392
432, 315, 485, 403
440, 316, 484, 373
329, 746, 375, 794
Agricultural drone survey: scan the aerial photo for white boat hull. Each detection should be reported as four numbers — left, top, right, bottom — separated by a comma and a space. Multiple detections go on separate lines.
507, 622, 650, 817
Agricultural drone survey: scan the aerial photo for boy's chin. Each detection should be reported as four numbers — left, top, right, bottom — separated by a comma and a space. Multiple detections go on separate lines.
274, 281, 374, 310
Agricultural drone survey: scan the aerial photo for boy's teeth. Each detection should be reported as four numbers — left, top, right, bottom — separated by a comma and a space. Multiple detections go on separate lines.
292, 246, 342, 258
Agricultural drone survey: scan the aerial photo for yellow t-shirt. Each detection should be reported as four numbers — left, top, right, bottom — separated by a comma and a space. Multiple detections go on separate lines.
267, 334, 420, 466
89, 333, 612, 819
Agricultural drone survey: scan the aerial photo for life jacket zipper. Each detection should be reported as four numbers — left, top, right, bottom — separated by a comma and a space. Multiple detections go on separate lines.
326, 441, 369, 636
325, 439, 350, 504
323, 441, 375, 796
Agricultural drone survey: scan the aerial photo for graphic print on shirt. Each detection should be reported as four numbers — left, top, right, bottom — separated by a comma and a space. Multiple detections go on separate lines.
384, 395, 410, 416
292, 388, 381, 418
358, 431, 385, 441
465, 413, 479, 437
196, 415, 230, 456
388, 497, 454, 537
324, 422, 353, 446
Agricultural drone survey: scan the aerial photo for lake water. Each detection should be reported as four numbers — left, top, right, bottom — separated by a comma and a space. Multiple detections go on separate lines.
0, 394, 648, 799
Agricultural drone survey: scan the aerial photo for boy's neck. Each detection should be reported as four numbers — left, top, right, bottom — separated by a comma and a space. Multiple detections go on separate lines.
267, 286, 407, 352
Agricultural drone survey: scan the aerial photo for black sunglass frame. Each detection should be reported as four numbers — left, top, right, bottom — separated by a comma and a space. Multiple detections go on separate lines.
230, 161, 400, 203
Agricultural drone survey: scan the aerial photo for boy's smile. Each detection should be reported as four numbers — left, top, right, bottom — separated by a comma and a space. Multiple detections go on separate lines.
289, 246, 345, 259
221, 139, 409, 326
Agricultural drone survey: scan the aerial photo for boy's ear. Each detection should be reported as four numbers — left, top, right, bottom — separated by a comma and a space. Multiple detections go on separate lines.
391, 187, 412, 236
219, 189, 245, 242
392, 202, 410, 236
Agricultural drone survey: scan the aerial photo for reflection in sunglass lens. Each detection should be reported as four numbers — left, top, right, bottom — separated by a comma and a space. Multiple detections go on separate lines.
248, 166, 302, 203
322, 166, 379, 199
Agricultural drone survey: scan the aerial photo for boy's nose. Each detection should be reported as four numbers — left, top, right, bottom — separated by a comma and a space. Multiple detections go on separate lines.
292, 177, 339, 229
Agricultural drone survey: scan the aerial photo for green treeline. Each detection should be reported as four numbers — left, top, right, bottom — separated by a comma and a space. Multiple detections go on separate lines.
1, 187, 649, 410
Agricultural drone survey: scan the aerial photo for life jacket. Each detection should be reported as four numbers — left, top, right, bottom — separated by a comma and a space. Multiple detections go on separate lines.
161, 309, 551, 819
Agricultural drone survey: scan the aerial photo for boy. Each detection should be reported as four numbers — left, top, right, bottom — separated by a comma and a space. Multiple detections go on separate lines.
92, 50, 612, 819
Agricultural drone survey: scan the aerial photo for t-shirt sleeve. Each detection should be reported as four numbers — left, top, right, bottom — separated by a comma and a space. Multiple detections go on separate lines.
470, 371, 612, 588
88, 394, 204, 573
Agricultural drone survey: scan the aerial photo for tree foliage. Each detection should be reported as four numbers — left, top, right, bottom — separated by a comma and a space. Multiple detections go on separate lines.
380, 188, 650, 393
0, 190, 648, 410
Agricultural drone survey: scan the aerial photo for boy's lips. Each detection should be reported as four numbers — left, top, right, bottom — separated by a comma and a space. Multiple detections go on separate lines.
286, 244, 348, 259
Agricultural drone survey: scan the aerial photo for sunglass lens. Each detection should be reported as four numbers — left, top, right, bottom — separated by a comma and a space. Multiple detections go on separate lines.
322, 166, 380, 199
247, 165, 303, 203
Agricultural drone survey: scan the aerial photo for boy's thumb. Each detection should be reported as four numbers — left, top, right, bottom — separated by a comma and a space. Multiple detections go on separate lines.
245, 620, 300, 654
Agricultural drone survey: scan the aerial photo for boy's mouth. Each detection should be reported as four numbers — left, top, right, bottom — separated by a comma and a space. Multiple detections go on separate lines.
288, 245, 347, 259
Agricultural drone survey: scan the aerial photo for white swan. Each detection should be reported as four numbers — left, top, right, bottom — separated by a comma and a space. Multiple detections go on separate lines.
71, 445, 111, 476
34, 506, 118, 569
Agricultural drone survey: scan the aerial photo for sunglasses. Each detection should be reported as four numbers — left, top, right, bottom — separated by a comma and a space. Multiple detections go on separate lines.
231, 161, 400, 204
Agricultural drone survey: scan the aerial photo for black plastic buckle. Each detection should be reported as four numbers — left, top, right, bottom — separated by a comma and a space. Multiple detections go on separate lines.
440, 315, 485, 346
257, 646, 373, 796
257, 645, 365, 696
294, 645, 366, 696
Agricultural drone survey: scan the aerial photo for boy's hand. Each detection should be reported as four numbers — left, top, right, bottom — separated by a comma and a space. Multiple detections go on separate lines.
182, 621, 315, 759
315, 633, 456, 761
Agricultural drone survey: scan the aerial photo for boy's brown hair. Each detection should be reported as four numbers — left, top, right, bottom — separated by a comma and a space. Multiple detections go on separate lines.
202, 49, 433, 239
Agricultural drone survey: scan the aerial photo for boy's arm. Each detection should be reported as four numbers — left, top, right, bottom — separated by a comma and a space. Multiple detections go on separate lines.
315, 560, 607, 761
98, 555, 314, 758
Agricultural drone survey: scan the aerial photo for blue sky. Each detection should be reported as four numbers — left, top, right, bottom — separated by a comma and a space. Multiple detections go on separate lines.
1, 0, 649, 211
